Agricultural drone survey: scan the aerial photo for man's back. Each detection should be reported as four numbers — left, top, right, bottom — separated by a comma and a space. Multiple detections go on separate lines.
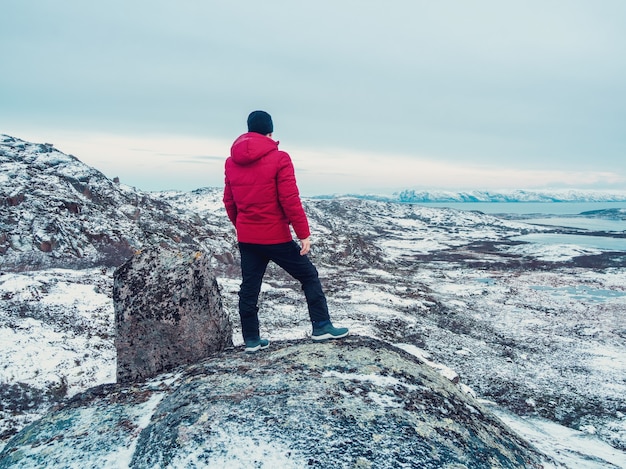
224, 131, 309, 244
223, 110, 349, 352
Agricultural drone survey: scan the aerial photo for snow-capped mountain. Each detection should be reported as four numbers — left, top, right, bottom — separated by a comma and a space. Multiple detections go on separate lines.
1, 135, 625, 467
314, 188, 626, 204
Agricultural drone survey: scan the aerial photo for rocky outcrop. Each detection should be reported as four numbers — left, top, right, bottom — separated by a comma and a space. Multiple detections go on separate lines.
0, 337, 555, 468
0, 135, 231, 270
114, 245, 233, 384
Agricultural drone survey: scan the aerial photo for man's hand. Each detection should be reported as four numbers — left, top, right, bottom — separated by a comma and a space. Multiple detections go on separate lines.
299, 237, 311, 256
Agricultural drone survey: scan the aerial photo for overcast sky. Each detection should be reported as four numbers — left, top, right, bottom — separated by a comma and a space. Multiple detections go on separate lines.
2, 1, 625, 195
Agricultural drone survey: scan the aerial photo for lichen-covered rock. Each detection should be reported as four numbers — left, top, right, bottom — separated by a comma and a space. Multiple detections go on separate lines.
113, 245, 233, 384
0, 337, 556, 468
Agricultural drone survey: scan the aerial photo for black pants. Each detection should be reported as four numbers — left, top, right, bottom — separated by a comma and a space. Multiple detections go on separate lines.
238, 241, 331, 341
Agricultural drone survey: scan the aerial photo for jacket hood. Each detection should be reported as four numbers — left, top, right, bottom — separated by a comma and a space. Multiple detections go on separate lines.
230, 132, 279, 165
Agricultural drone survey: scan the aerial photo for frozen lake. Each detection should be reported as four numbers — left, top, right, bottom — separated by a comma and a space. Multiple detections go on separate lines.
523, 217, 626, 232
420, 202, 626, 247
420, 201, 626, 216
512, 233, 626, 251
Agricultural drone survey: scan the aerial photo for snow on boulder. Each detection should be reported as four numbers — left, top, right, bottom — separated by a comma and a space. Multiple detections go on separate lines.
0, 337, 555, 468
113, 245, 233, 384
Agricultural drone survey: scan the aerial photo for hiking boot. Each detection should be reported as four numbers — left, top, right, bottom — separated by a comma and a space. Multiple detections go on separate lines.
312, 322, 349, 341
244, 338, 270, 353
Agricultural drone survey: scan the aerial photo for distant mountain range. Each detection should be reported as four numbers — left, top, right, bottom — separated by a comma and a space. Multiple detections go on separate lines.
314, 189, 626, 203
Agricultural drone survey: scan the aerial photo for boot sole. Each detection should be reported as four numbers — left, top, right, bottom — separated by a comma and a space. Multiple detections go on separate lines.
244, 341, 270, 353
311, 331, 349, 341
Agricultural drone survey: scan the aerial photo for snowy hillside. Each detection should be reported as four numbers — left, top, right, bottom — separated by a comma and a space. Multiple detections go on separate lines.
0, 135, 228, 270
1, 135, 625, 467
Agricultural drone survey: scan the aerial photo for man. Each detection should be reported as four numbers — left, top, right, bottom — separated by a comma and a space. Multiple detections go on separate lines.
223, 110, 349, 353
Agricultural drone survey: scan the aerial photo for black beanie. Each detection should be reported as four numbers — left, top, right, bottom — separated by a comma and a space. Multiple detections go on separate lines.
247, 110, 273, 135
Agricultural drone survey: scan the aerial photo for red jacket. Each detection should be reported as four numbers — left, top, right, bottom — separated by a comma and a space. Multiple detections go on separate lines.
223, 132, 310, 244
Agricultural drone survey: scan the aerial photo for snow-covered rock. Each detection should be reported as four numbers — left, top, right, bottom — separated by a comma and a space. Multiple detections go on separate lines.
0, 337, 555, 469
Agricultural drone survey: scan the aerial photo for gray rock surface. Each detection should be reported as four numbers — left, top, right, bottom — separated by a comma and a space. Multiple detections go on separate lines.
0, 337, 554, 468
114, 245, 233, 384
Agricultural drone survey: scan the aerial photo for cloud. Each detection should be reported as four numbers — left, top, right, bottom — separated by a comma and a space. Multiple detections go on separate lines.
1, 1, 625, 193
292, 145, 626, 195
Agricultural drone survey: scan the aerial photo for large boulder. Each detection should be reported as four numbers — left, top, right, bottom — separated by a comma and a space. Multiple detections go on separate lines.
113, 245, 233, 384
0, 337, 555, 468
